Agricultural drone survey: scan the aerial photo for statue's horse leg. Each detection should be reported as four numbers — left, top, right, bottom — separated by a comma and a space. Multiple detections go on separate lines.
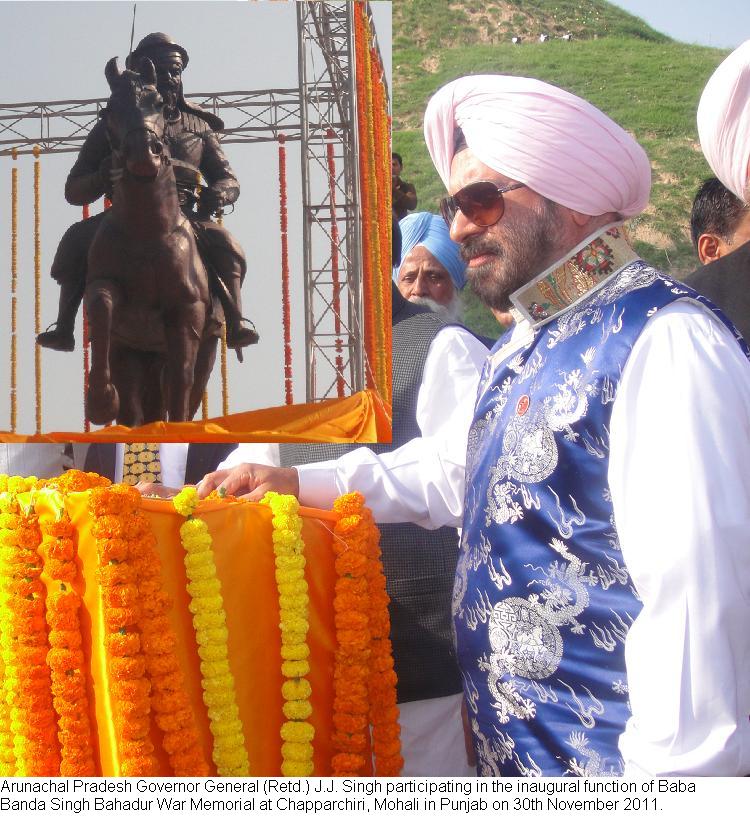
85, 278, 121, 425
163, 303, 206, 423
110, 345, 165, 426
188, 335, 219, 420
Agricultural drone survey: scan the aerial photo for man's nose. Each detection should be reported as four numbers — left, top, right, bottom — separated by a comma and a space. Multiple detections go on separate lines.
449, 208, 484, 244
412, 272, 430, 297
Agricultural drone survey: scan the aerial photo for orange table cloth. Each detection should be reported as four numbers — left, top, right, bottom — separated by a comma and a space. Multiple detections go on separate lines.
29, 491, 343, 777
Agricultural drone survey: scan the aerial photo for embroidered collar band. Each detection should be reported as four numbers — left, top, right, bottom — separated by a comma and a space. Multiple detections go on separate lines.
510, 225, 639, 328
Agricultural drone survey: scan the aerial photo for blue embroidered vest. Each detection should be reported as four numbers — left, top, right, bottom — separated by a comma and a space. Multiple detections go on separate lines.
456, 234, 747, 777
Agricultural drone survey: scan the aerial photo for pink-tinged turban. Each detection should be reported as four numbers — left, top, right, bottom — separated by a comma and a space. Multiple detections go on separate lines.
697, 40, 750, 203
424, 75, 651, 219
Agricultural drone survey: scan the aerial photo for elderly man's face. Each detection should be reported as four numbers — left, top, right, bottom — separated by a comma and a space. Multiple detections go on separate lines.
447, 148, 571, 311
397, 245, 455, 306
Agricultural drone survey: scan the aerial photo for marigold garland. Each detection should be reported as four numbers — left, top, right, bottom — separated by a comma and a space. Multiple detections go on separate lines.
173, 486, 249, 776
0, 476, 61, 776
120, 489, 210, 776
261, 492, 314, 777
38, 501, 96, 777
331, 492, 402, 777
88, 484, 157, 776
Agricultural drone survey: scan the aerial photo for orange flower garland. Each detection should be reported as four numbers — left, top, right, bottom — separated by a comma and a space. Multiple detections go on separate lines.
39, 506, 96, 777
89, 484, 157, 776
363, 515, 402, 775
0, 475, 61, 776
127, 499, 210, 776
331, 492, 402, 777
330, 492, 373, 776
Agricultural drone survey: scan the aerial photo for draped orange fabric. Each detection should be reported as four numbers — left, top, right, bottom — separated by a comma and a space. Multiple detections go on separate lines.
0, 389, 392, 444
29, 490, 352, 777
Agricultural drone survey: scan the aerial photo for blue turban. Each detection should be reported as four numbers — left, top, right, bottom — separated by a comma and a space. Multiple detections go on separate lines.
393, 212, 467, 290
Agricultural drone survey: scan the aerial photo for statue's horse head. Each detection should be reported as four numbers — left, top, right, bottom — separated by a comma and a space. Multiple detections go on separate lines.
103, 57, 167, 181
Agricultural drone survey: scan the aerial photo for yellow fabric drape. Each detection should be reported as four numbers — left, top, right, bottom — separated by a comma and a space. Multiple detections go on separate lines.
31, 491, 345, 776
0, 388, 392, 444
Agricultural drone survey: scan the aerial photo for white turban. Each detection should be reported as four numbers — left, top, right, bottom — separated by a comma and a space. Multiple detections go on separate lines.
697, 40, 750, 203
424, 75, 651, 219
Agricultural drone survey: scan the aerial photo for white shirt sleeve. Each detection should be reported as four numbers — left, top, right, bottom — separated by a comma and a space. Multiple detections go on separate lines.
297, 325, 489, 527
217, 443, 280, 469
609, 300, 750, 776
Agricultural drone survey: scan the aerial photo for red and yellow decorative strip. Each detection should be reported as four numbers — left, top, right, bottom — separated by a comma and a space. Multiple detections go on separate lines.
33, 146, 42, 434
0, 475, 61, 776
89, 484, 158, 776
261, 492, 314, 777
278, 134, 293, 405
353, 3, 391, 403
331, 492, 402, 776
10, 149, 18, 434
173, 487, 249, 776
39, 502, 96, 776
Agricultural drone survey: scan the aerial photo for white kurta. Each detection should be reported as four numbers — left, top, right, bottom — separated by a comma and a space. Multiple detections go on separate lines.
609, 300, 750, 776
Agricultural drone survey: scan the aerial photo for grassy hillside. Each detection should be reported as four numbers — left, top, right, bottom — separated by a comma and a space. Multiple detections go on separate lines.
392, 1, 730, 338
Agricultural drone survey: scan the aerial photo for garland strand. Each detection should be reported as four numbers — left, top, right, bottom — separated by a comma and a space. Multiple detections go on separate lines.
261, 492, 315, 777
0, 475, 61, 776
33, 146, 42, 434
325, 129, 346, 398
89, 485, 158, 776
39, 503, 97, 776
330, 493, 373, 776
82, 204, 91, 433
10, 149, 18, 434
173, 487, 249, 776
353, 6, 377, 392
278, 135, 293, 405
126, 493, 210, 776
331, 492, 402, 776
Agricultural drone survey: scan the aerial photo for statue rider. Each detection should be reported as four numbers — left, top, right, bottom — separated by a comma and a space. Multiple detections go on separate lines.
37, 32, 259, 352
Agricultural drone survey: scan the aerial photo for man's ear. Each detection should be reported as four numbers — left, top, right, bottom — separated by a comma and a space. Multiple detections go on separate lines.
697, 233, 725, 265
568, 209, 593, 228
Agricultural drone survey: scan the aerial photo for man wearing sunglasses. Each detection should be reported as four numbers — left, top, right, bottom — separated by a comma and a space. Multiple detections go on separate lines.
422, 74, 750, 777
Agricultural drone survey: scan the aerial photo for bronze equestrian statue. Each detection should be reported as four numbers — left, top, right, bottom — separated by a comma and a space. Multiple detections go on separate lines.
38, 33, 257, 381
83, 56, 225, 426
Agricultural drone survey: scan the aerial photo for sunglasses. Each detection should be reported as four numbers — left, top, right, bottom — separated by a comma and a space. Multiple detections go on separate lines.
440, 180, 527, 228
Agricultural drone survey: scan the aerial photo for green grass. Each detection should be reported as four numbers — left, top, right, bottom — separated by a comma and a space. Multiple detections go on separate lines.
393, 11, 731, 337
393, 0, 669, 52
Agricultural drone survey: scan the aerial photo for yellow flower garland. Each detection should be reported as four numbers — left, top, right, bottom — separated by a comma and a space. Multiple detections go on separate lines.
173, 487, 249, 776
261, 492, 314, 777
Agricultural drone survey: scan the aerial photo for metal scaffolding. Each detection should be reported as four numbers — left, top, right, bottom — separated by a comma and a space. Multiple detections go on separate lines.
297, 0, 363, 401
0, 1, 384, 404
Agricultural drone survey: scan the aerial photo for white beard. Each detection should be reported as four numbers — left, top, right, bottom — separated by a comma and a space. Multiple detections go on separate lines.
408, 293, 464, 323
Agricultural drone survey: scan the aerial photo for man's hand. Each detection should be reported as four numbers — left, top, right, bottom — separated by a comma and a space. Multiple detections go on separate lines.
197, 464, 299, 502
134, 482, 180, 498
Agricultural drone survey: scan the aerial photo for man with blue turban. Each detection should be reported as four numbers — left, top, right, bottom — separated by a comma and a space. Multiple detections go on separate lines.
395, 212, 467, 322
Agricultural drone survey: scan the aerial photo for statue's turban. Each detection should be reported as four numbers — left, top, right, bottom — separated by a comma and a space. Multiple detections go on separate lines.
424, 75, 651, 219
698, 40, 750, 202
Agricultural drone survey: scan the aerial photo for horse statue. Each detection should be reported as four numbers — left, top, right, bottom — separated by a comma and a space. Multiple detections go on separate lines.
85, 57, 221, 426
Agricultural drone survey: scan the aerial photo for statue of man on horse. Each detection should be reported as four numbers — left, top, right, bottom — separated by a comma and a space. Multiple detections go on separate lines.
38, 32, 258, 356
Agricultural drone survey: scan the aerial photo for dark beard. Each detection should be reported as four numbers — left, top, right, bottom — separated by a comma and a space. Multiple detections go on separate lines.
461, 199, 565, 311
